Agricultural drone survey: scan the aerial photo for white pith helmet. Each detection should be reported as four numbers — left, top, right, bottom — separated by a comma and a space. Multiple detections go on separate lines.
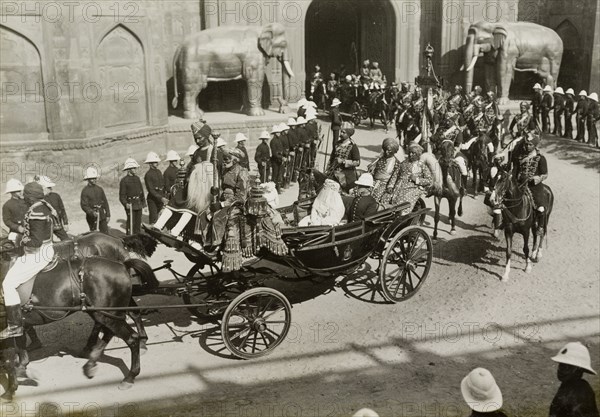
144, 151, 161, 164
166, 150, 181, 161
5, 178, 24, 193
123, 158, 140, 171
551, 342, 597, 374
83, 167, 99, 180
187, 144, 199, 156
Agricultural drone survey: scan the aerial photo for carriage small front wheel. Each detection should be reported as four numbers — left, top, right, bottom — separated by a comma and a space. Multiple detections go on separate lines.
379, 226, 433, 302
221, 288, 292, 359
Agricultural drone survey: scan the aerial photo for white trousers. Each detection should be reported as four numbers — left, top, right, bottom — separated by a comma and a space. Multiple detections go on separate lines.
2, 243, 54, 306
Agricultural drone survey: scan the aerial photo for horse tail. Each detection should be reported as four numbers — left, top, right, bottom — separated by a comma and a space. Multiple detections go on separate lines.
121, 234, 158, 259
124, 258, 159, 293
420, 152, 443, 196
458, 196, 463, 217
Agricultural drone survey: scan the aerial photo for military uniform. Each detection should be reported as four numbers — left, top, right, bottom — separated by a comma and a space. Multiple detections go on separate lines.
163, 164, 179, 199
576, 98, 589, 142
2, 196, 28, 242
287, 127, 299, 182
45, 191, 69, 241
347, 195, 378, 222
236, 144, 250, 170
330, 106, 342, 147
119, 174, 146, 235
306, 120, 319, 168
255, 140, 271, 183
296, 125, 310, 169
509, 112, 536, 138
270, 134, 285, 191
541, 92, 553, 133
587, 99, 599, 146
144, 166, 165, 224
279, 131, 290, 188
564, 95, 575, 139
80, 183, 110, 233
531, 90, 543, 125
552, 93, 565, 136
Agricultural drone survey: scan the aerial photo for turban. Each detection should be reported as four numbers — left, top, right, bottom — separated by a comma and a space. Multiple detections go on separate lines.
340, 121, 355, 137
24, 182, 44, 204
382, 138, 400, 154
191, 121, 212, 140
408, 143, 424, 157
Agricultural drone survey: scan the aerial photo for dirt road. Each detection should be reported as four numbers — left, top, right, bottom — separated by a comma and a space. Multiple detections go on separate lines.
2, 125, 599, 417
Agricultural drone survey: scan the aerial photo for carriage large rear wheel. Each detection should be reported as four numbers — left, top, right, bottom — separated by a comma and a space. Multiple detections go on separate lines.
350, 101, 362, 126
221, 288, 292, 359
379, 226, 432, 302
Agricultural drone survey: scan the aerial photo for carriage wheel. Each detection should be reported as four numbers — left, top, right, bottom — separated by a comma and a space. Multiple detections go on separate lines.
360, 106, 369, 120
182, 263, 239, 318
379, 226, 432, 302
221, 288, 292, 359
350, 102, 362, 126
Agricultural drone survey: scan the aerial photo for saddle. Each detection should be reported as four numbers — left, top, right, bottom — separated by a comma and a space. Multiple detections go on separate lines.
17, 240, 80, 306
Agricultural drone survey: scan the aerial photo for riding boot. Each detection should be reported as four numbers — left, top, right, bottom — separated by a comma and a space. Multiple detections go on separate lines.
536, 210, 546, 237
0, 305, 23, 340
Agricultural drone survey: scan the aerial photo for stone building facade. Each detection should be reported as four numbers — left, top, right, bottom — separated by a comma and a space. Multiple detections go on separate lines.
1, 0, 598, 147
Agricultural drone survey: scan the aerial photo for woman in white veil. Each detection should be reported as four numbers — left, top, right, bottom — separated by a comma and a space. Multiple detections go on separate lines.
298, 179, 345, 226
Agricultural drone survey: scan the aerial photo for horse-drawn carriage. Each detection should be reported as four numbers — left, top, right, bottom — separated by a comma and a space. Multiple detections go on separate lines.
337, 84, 390, 131
140, 197, 432, 359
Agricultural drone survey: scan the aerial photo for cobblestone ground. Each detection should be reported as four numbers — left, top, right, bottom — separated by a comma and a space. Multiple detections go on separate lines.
2, 122, 599, 417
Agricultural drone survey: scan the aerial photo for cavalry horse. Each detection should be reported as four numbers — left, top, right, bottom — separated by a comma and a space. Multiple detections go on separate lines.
489, 167, 554, 282
430, 135, 466, 239
1, 232, 159, 399
469, 133, 493, 198
0, 241, 146, 397
367, 90, 390, 132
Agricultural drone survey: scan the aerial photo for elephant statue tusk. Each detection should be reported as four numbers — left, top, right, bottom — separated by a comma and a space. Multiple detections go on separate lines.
466, 55, 478, 72
283, 60, 295, 78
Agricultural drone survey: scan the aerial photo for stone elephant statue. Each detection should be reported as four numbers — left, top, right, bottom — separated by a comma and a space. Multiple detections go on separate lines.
172, 23, 294, 118
463, 21, 563, 104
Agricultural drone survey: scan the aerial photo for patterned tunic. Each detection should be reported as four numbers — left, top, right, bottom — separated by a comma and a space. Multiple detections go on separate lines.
389, 160, 433, 212
369, 156, 400, 202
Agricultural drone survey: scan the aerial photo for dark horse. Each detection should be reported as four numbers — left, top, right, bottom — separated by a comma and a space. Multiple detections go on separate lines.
368, 90, 389, 132
25, 232, 158, 352
489, 168, 554, 282
469, 132, 493, 198
432, 138, 466, 239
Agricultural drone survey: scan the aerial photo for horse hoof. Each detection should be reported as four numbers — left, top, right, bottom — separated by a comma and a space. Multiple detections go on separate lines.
450, 229, 457, 236
501, 275, 510, 282
140, 344, 148, 356
525, 265, 533, 274
0, 392, 14, 403
118, 381, 134, 391
493, 230, 501, 239
83, 364, 98, 379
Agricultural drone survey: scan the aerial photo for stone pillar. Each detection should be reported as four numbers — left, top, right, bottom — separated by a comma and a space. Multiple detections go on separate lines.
590, 2, 600, 93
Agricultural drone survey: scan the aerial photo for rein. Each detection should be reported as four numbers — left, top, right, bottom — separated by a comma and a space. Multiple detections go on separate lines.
498, 179, 533, 223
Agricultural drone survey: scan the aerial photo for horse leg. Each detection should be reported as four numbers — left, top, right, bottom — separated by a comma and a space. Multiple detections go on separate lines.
472, 167, 479, 198
81, 322, 102, 358
83, 326, 111, 380
502, 229, 513, 282
0, 339, 18, 402
449, 198, 457, 235
101, 318, 141, 390
433, 198, 441, 240
14, 333, 29, 380
26, 327, 42, 350
128, 299, 148, 355
524, 229, 533, 273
